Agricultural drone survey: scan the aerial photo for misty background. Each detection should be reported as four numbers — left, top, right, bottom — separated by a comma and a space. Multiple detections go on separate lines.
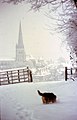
0, 1, 69, 61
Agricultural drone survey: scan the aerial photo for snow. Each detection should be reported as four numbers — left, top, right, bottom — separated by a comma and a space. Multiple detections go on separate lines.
0, 80, 77, 120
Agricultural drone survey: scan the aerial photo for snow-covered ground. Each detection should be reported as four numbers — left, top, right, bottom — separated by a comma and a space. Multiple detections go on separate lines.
0, 80, 77, 120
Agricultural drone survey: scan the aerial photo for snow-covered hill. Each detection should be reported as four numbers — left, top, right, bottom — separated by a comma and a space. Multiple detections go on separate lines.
0, 80, 77, 120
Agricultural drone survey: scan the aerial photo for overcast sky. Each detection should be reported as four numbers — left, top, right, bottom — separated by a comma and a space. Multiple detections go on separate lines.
0, 1, 69, 61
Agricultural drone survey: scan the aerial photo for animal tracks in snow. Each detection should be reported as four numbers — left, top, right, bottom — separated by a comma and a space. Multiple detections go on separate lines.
16, 104, 38, 120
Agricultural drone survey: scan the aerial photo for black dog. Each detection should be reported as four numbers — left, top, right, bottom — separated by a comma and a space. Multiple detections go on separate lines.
37, 90, 57, 104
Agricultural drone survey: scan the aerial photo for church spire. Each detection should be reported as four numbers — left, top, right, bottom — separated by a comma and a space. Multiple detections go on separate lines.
18, 21, 24, 48
16, 22, 26, 62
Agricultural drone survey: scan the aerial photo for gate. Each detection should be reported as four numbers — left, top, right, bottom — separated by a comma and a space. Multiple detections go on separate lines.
0, 67, 33, 86
65, 67, 77, 81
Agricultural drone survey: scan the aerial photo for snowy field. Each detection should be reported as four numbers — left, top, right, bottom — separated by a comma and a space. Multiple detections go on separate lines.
0, 80, 77, 120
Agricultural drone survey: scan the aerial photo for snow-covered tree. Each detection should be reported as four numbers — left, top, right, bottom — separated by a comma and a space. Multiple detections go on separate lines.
2, 0, 77, 66
2, 0, 77, 8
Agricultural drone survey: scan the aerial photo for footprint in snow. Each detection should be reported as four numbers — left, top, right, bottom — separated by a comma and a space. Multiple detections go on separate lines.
16, 105, 38, 120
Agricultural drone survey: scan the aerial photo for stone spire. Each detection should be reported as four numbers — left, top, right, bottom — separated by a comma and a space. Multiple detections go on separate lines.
18, 21, 24, 48
16, 22, 26, 62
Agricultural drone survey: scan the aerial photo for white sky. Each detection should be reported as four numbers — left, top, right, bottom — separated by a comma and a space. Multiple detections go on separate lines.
0, 1, 69, 60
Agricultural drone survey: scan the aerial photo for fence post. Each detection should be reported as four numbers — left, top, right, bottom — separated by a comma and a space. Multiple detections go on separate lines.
27, 67, 33, 82
0, 79, 1, 85
29, 70, 33, 82
18, 70, 20, 82
0, 74, 1, 85
7, 71, 10, 84
27, 67, 29, 82
11, 71, 13, 84
71, 68, 72, 75
65, 67, 67, 81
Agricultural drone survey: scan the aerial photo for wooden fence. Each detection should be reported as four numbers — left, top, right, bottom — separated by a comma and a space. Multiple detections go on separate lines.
65, 67, 77, 81
0, 67, 33, 86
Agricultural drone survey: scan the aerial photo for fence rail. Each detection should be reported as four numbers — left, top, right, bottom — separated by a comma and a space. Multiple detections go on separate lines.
65, 67, 77, 81
0, 67, 33, 86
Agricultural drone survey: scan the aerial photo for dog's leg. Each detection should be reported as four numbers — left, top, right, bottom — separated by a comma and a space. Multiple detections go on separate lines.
51, 98, 56, 103
42, 97, 47, 104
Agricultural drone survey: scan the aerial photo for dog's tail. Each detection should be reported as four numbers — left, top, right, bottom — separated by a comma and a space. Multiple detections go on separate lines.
37, 90, 43, 96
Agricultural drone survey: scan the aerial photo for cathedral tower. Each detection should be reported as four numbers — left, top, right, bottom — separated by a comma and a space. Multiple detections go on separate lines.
16, 22, 26, 62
